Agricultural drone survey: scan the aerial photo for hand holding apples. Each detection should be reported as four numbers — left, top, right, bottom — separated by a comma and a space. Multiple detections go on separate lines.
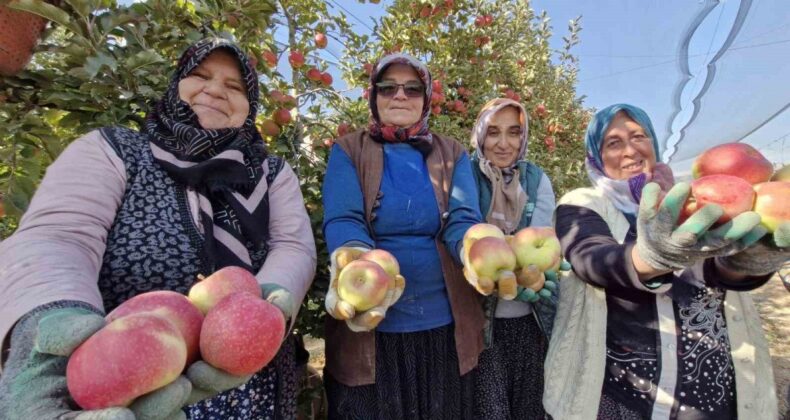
461, 223, 517, 297
635, 182, 762, 272
325, 246, 406, 331
510, 226, 564, 302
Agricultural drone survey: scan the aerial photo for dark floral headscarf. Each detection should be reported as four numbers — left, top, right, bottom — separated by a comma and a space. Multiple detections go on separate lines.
145, 37, 268, 272
367, 53, 433, 156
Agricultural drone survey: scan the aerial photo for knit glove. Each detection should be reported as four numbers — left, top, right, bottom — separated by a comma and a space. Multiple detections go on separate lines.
260, 283, 294, 328
513, 260, 569, 303
325, 246, 406, 332
635, 182, 762, 271
716, 222, 790, 276
0, 303, 134, 420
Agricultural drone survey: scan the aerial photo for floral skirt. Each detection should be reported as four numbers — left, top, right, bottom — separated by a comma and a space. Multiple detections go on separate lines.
474, 314, 547, 420
324, 324, 476, 420
186, 334, 302, 420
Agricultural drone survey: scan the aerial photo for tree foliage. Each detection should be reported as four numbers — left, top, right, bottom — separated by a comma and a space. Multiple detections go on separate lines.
0, 0, 589, 339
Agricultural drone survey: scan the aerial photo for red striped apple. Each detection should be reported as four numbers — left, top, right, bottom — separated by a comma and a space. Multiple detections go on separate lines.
200, 292, 285, 375
67, 313, 187, 409
106, 291, 203, 364
336, 260, 390, 312
679, 174, 755, 225
188, 266, 261, 315
753, 181, 790, 233
463, 223, 506, 293
511, 227, 561, 272
692, 143, 773, 184
467, 236, 518, 298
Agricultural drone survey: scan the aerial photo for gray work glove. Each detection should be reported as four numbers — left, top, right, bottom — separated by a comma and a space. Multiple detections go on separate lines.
260, 283, 295, 327
635, 182, 762, 272
716, 222, 790, 276
513, 260, 570, 303
0, 302, 135, 420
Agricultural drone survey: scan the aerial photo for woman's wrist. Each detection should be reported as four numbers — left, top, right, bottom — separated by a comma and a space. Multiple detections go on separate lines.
631, 246, 673, 281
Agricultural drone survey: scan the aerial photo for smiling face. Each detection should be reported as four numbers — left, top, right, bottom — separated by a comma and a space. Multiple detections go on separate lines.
601, 111, 656, 180
375, 64, 424, 128
178, 50, 250, 129
482, 106, 523, 168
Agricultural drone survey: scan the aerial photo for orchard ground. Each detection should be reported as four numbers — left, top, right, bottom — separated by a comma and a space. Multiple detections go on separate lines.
303, 272, 790, 419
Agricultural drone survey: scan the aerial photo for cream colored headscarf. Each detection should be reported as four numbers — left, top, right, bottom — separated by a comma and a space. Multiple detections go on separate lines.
471, 98, 530, 234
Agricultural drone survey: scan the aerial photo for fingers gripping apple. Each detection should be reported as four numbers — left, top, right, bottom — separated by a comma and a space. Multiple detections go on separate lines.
467, 236, 518, 299
462, 223, 507, 294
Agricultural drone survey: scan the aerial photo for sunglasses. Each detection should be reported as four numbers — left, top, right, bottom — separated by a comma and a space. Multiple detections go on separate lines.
375, 81, 425, 98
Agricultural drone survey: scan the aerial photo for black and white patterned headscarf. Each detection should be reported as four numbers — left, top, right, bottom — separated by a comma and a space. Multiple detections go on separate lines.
146, 37, 267, 272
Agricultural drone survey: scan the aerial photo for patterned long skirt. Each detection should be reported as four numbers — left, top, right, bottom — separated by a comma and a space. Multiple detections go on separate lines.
324, 324, 476, 420
474, 315, 547, 420
186, 334, 303, 419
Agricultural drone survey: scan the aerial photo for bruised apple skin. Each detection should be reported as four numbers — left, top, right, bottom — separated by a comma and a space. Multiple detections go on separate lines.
691, 142, 773, 185
67, 313, 187, 409
200, 292, 285, 376
106, 291, 203, 364
753, 181, 790, 233
510, 227, 562, 272
679, 174, 756, 225
188, 266, 261, 315
336, 260, 390, 312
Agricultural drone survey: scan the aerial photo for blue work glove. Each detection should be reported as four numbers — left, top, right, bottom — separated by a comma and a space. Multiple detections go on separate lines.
635, 182, 762, 271
717, 221, 790, 276
514, 260, 570, 303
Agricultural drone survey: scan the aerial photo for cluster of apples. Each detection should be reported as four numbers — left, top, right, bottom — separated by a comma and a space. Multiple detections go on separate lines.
333, 249, 405, 317
679, 143, 789, 232
66, 267, 285, 410
463, 223, 562, 300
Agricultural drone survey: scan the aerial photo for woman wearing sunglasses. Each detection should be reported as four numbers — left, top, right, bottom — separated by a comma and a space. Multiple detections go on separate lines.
321, 53, 485, 419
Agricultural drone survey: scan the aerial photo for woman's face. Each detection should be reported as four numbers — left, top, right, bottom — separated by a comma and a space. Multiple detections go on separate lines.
178, 50, 250, 129
482, 106, 523, 168
375, 64, 424, 128
600, 111, 656, 180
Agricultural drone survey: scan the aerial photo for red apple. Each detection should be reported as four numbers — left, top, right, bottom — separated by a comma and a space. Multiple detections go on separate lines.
692, 143, 773, 184
363, 62, 374, 76
753, 181, 790, 233
321, 72, 333, 86
679, 174, 756, 225
467, 236, 517, 296
359, 249, 400, 279
67, 313, 187, 409
288, 51, 305, 68
200, 292, 285, 375
419, 6, 431, 18
260, 119, 281, 137
336, 260, 390, 311
771, 165, 790, 181
484, 14, 494, 25
432, 80, 443, 94
314, 32, 327, 49
273, 108, 292, 126
432, 105, 442, 115
337, 122, 351, 137
475, 16, 485, 27
262, 50, 277, 68
106, 291, 203, 365
188, 266, 261, 315
535, 104, 547, 118
306, 67, 322, 82
511, 227, 561, 272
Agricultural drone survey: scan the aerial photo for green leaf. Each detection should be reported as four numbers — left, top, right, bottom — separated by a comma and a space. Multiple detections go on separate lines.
83, 53, 117, 78
62, 0, 92, 18
125, 50, 165, 71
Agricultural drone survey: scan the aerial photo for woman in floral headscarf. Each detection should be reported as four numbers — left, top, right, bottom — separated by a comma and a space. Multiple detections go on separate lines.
0, 38, 316, 419
544, 103, 786, 419
467, 98, 558, 419
321, 53, 485, 419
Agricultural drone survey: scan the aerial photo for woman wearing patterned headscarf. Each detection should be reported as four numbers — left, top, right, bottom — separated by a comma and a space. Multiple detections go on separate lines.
466, 98, 558, 419
544, 104, 786, 419
0, 38, 316, 419
321, 53, 485, 419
